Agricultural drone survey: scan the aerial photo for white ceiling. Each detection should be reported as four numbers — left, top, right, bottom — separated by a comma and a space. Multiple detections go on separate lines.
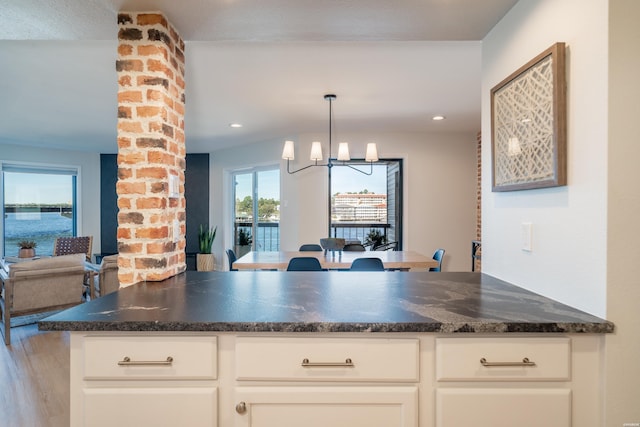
0, 0, 518, 154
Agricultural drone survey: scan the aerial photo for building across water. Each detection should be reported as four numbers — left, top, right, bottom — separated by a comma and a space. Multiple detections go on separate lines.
332, 193, 387, 222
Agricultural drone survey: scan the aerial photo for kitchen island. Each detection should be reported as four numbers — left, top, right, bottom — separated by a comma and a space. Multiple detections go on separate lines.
40, 271, 613, 427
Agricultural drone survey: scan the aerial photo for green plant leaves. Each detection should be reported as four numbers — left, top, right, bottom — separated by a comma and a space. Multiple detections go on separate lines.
198, 224, 217, 254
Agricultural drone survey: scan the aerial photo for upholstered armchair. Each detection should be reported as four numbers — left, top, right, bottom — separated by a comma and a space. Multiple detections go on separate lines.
1, 253, 87, 345
91, 254, 119, 299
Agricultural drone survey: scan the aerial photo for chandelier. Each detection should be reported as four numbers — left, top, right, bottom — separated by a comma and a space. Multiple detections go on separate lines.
281, 94, 379, 175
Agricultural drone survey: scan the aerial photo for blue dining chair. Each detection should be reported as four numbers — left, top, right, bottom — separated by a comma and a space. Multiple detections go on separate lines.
286, 257, 324, 271
226, 249, 238, 271
349, 257, 385, 271
429, 248, 445, 272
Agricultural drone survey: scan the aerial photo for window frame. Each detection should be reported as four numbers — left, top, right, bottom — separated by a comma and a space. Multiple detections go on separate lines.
328, 158, 403, 250
230, 165, 280, 253
0, 160, 82, 257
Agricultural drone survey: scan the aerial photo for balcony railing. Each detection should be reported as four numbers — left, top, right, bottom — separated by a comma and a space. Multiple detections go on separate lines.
330, 222, 391, 245
234, 221, 280, 252
233, 221, 391, 252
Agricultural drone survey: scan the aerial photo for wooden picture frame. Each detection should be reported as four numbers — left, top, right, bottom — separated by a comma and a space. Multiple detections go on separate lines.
491, 42, 567, 192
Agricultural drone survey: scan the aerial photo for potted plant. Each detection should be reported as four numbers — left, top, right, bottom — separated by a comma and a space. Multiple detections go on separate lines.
364, 229, 386, 250
196, 224, 217, 271
236, 228, 253, 258
17, 240, 37, 258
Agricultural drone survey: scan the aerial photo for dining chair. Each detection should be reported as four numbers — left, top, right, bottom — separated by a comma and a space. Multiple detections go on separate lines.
299, 244, 323, 252
429, 248, 445, 272
319, 237, 346, 256
53, 236, 93, 262
226, 249, 238, 271
286, 257, 324, 271
349, 257, 385, 271
343, 243, 366, 252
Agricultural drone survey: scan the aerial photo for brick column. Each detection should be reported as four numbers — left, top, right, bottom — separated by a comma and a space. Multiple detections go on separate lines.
475, 131, 482, 272
116, 12, 186, 285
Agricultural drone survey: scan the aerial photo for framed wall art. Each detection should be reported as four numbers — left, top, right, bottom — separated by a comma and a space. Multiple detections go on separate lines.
491, 42, 567, 192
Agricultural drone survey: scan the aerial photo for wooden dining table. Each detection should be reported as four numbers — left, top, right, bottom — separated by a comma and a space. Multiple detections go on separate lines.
232, 250, 439, 271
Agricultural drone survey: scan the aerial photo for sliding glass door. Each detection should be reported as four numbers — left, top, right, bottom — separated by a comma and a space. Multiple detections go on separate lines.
232, 167, 280, 256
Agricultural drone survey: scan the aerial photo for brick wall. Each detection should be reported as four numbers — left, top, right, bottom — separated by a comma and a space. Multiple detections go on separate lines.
475, 131, 482, 272
116, 12, 186, 285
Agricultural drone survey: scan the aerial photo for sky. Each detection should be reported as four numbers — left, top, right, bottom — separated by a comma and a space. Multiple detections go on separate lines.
330, 164, 387, 195
5, 164, 386, 206
234, 169, 280, 200
4, 172, 72, 204
234, 164, 387, 201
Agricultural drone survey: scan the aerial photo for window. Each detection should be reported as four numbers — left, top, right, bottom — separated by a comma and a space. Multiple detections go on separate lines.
329, 159, 403, 249
232, 167, 280, 256
1, 162, 79, 257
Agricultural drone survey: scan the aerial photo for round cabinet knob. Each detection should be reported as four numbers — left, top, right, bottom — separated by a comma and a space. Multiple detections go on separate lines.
235, 401, 247, 414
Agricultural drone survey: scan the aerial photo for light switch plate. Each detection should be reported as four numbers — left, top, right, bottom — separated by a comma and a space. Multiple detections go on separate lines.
173, 219, 180, 243
169, 175, 179, 198
522, 222, 532, 251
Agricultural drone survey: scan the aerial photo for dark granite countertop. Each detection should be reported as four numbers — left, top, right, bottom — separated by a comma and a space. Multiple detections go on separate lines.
38, 271, 614, 334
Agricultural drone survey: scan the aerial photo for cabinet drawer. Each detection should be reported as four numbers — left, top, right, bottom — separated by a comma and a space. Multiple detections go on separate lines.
83, 335, 217, 380
236, 337, 418, 382
436, 337, 570, 381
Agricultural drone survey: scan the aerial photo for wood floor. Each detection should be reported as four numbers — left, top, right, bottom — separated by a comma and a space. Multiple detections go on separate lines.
0, 323, 70, 427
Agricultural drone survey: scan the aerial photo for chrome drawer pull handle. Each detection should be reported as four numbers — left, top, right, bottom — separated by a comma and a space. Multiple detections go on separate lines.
118, 356, 174, 366
480, 357, 536, 367
301, 358, 354, 367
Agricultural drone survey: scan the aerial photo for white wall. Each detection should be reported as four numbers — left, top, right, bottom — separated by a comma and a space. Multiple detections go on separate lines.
210, 131, 477, 272
0, 142, 102, 256
482, 0, 609, 317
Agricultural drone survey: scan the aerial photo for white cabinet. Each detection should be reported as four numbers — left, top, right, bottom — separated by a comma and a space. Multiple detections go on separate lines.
436, 388, 570, 427
69, 333, 603, 427
235, 337, 419, 382
82, 335, 218, 379
435, 337, 572, 427
234, 337, 419, 427
435, 337, 570, 381
83, 387, 218, 427
234, 386, 417, 427
71, 334, 218, 427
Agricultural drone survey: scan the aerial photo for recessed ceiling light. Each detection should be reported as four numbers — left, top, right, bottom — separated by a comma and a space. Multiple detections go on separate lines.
432, 115, 446, 121
229, 123, 243, 128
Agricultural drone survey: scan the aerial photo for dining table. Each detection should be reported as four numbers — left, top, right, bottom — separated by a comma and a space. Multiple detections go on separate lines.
232, 250, 439, 271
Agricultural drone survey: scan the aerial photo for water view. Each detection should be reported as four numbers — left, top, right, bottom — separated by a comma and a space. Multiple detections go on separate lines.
3, 212, 72, 257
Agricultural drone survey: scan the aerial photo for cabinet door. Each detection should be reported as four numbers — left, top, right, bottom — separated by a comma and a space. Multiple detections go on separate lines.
235, 386, 417, 427
83, 387, 217, 427
436, 388, 570, 427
